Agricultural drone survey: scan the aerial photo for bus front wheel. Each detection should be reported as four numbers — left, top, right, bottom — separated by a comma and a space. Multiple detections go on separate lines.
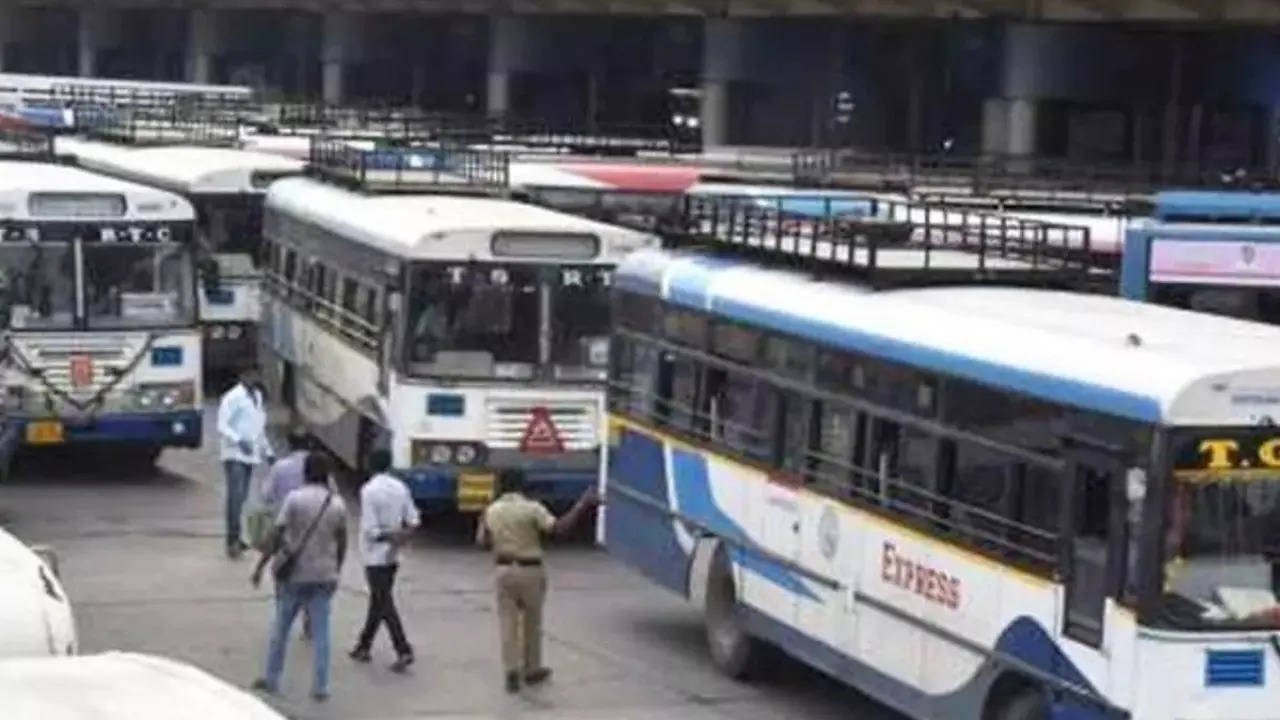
989, 686, 1049, 720
704, 546, 763, 680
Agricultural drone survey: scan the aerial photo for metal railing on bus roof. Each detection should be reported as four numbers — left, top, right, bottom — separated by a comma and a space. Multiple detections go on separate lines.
251, 103, 459, 139
793, 148, 1280, 201
517, 185, 686, 232
663, 192, 1113, 290
0, 126, 56, 161
250, 102, 691, 157
306, 134, 510, 194
87, 110, 240, 147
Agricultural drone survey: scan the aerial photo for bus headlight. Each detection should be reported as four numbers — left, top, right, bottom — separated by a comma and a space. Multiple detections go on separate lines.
226, 324, 243, 340
454, 443, 478, 465
208, 324, 226, 340
428, 443, 453, 465
135, 382, 195, 410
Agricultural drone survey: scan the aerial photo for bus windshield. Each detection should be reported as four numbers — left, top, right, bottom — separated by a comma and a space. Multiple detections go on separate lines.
404, 262, 612, 379
201, 199, 263, 261
550, 266, 611, 379
84, 243, 194, 329
1150, 284, 1280, 324
1155, 429, 1280, 630
406, 264, 540, 375
0, 243, 76, 330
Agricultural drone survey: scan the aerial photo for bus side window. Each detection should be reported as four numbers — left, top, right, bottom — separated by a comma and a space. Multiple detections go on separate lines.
942, 440, 1016, 553
656, 353, 699, 434
874, 419, 937, 517
613, 337, 661, 421
813, 402, 869, 500
779, 393, 817, 482
282, 249, 297, 299
703, 368, 778, 462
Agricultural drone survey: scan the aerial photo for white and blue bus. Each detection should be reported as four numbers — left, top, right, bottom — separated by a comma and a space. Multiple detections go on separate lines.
604, 199, 1280, 720
57, 136, 304, 385
259, 146, 657, 512
0, 148, 202, 464
1123, 191, 1280, 325
0, 73, 254, 132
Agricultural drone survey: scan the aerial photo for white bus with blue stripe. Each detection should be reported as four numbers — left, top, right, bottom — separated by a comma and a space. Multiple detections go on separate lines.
1123, 191, 1280, 325
0, 149, 201, 464
604, 206, 1280, 719
55, 136, 304, 386
259, 152, 658, 512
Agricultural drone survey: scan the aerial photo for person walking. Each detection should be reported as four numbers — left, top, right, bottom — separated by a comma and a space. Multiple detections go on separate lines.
250, 453, 347, 702
251, 427, 314, 639
476, 470, 598, 693
217, 364, 274, 559
348, 448, 419, 672
259, 428, 311, 525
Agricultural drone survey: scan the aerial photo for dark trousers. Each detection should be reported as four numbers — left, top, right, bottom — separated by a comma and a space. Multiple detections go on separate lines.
223, 460, 252, 548
356, 564, 411, 656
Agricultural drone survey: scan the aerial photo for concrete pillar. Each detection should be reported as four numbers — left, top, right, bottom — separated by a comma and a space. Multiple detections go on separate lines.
77, 8, 103, 77
186, 9, 215, 84
0, 5, 14, 73
981, 98, 1009, 155
321, 11, 351, 105
1162, 37, 1184, 178
1007, 98, 1037, 156
701, 18, 742, 150
486, 70, 509, 118
487, 15, 525, 118
1267, 104, 1280, 177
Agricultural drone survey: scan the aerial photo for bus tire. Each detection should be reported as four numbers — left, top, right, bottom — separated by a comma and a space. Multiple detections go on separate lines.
989, 685, 1049, 720
704, 545, 762, 680
125, 445, 163, 469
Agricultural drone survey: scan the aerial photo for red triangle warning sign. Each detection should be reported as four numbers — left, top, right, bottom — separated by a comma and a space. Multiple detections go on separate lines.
520, 407, 565, 454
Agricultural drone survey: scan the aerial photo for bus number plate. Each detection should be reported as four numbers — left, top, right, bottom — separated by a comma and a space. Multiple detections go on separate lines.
26, 421, 64, 445
457, 472, 495, 513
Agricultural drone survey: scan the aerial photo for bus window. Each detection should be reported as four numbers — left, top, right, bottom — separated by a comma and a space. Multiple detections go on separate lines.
780, 393, 816, 480
656, 353, 699, 434
946, 441, 1015, 552
703, 367, 777, 461
875, 420, 937, 516
814, 402, 869, 499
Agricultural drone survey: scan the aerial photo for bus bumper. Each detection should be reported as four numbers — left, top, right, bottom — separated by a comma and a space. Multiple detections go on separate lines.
10, 410, 203, 449
399, 466, 596, 513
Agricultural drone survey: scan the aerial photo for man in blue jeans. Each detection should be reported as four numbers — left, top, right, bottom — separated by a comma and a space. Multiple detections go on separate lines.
217, 364, 274, 558
251, 453, 347, 701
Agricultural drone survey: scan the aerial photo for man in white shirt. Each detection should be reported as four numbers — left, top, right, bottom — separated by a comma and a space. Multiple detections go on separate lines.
349, 448, 419, 672
216, 364, 274, 558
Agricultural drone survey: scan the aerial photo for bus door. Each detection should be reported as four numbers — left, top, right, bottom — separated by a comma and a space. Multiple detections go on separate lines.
1061, 439, 1129, 656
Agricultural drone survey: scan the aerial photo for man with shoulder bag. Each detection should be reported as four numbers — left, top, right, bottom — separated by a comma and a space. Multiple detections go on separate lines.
250, 452, 347, 702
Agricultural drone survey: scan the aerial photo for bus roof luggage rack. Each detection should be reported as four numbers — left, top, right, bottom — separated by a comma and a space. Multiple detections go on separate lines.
88, 110, 240, 147
439, 115, 685, 157
251, 103, 465, 139
306, 133, 510, 195
793, 148, 1280, 201
518, 185, 685, 231
664, 192, 1113, 290
0, 126, 55, 161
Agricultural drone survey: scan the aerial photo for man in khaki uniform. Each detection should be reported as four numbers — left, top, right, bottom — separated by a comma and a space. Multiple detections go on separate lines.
477, 469, 598, 693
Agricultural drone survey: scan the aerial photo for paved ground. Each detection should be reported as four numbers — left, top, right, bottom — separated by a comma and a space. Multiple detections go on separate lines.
0, 406, 903, 720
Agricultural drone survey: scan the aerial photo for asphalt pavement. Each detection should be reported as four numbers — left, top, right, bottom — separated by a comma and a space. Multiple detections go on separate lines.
0, 405, 903, 720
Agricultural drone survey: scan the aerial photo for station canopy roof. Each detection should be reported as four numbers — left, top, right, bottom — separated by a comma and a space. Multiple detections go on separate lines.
50, 0, 1280, 23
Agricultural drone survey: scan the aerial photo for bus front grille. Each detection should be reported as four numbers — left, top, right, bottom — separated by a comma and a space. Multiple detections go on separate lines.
484, 400, 599, 452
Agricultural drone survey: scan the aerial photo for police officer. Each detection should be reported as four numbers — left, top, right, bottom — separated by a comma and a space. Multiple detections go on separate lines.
476, 469, 598, 693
